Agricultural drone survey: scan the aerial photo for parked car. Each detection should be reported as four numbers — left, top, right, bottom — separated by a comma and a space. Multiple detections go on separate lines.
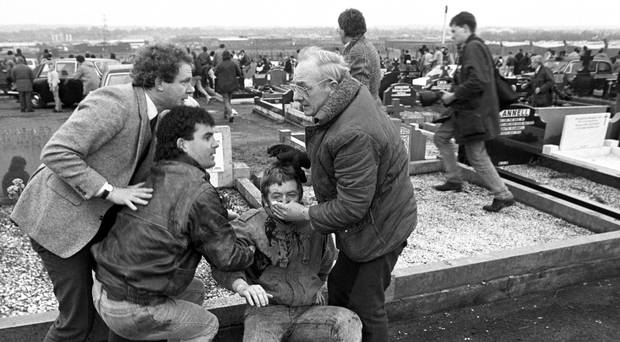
411, 64, 458, 91
31, 58, 120, 108
557, 59, 617, 98
559, 58, 616, 84
100, 64, 133, 88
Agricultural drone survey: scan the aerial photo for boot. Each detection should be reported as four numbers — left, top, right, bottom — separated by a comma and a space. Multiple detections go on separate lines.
433, 181, 463, 192
483, 198, 516, 212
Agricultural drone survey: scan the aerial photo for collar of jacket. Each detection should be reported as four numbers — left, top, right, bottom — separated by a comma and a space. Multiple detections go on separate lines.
312, 74, 361, 127
343, 35, 365, 54
465, 34, 484, 46
156, 154, 208, 180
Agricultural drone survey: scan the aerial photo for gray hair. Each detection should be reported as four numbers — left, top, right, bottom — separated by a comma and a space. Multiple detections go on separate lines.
531, 55, 543, 64
295, 46, 350, 83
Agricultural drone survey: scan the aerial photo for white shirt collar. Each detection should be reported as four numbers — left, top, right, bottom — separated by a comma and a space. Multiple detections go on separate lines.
144, 92, 158, 120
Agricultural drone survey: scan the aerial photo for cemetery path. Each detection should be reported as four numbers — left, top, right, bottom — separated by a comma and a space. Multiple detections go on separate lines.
202, 100, 300, 174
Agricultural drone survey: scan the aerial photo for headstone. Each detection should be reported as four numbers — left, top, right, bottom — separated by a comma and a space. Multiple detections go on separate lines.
386, 99, 405, 118
498, 104, 537, 137
401, 111, 425, 125
383, 83, 417, 107
0, 123, 60, 204
559, 113, 610, 151
485, 104, 539, 166
207, 125, 233, 188
266, 69, 288, 87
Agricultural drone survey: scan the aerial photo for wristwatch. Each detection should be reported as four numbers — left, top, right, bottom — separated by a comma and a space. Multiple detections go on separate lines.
100, 183, 114, 200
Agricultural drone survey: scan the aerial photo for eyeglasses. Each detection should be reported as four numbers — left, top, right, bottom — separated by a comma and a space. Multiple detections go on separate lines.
289, 79, 334, 97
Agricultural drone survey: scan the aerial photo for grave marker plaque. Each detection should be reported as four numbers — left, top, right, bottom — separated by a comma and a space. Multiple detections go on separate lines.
383, 83, 417, 106
559, 113, 610, 151
207, 125, 233, 188
498, 105, 537, 136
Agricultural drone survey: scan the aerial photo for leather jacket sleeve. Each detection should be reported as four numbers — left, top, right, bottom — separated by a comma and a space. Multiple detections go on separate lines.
309, 131, 379, 233
188, 187, 255, 271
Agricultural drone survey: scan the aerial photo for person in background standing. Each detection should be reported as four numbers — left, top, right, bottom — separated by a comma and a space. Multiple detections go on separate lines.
72, 55, 100, 96
10, 57, 34, 112
215, 50, 243, 122
47, 60, 62, 112
338, 8, 381, 100
528, 55, 554, 107
214, 43, 226, 67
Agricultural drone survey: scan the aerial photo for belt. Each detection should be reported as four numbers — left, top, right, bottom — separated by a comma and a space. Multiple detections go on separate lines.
103, 284, 168, 306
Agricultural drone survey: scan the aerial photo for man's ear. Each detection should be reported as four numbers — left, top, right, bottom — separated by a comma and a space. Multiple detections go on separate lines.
176, 138, 187, 153
155, 77, 164, 91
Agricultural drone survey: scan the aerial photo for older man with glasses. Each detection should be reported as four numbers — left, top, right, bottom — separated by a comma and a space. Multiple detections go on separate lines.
271, 46, 417, 342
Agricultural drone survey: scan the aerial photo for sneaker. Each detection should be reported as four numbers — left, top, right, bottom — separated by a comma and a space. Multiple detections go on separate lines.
433, 182, 463, 192
483, 198, 516, 212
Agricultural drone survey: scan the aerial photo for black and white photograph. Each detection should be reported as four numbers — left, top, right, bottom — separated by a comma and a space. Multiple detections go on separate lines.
0, 0, 619, 341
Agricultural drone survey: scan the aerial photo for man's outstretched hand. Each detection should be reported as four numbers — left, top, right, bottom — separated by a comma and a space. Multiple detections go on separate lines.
106, 182, 153, 211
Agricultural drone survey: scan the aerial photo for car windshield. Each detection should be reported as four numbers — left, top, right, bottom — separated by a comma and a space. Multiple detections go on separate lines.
105, 73, 132, 87
56, 62, 76, 77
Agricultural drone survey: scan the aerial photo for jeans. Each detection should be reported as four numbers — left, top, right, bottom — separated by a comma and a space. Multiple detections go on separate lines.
19, 90, 32, 111
328, 242, 405, 342
433, 117, 513, 200
30, 238, 109, 342
222, 92, 232, 116
92, 277, 218, 342
243, 304, 362, 342
52, 86, 62, 111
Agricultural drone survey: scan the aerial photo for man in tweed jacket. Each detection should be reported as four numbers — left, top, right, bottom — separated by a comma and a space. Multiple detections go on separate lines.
338, 8, 381, 101
11, 44, 195, 342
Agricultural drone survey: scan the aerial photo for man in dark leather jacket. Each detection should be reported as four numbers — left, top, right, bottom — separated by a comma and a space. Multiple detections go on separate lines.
91, 106, 255, 342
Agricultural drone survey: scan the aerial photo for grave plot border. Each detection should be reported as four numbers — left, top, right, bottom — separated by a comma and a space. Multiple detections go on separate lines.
252, 97, 312, 127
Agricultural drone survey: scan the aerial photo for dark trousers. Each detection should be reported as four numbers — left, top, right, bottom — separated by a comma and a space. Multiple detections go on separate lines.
328, 242, 406, 342
18, 90, 32, 111
31, 239, 109, 342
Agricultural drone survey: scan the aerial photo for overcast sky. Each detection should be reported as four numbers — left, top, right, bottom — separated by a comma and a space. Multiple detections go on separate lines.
3, 0, 620, 29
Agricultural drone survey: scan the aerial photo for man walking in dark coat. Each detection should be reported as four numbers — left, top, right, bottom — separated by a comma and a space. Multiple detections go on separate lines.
434, 11, 515, 212
10, 57, 34, 112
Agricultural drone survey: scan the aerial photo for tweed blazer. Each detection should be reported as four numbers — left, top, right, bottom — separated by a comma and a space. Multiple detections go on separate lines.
342, 36, 381, 100
11, 83, 153, 258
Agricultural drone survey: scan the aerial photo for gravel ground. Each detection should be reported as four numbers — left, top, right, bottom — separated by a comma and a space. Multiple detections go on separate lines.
500, 164, 620, 210
397, 173, 594, 268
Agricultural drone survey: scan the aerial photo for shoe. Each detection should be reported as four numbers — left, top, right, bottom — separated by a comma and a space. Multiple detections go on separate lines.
229, 116, 234, 122
26, 109, 34, 112
433, 182, 463, 192
53, 109, 63, 113
483, 198, 516, 212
